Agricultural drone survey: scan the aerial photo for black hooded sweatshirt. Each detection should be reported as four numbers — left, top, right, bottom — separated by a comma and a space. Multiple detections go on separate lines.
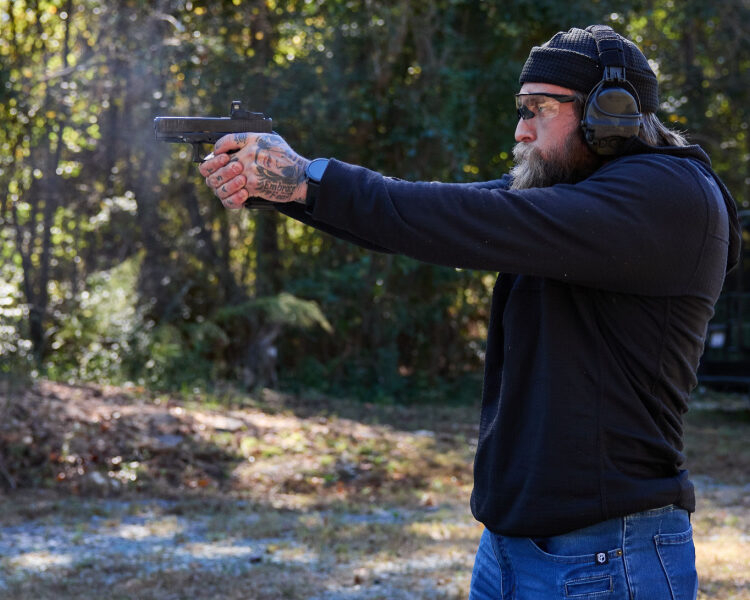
278, 139, 741, 537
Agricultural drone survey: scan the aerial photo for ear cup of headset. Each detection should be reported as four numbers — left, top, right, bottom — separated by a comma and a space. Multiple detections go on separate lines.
582, 81, 642, 155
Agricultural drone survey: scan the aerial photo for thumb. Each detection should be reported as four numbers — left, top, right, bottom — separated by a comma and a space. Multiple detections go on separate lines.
213, 132, 256, 155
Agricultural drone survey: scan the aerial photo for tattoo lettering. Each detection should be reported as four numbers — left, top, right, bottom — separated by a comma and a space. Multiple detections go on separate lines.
256, 166, 301, 200
233, 132, 249, 145
253, 134, 307, 202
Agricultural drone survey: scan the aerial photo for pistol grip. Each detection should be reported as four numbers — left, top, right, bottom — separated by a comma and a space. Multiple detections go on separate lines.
202, 149, 277, 209
243, 197, 278, 210
191, 144, 207, 162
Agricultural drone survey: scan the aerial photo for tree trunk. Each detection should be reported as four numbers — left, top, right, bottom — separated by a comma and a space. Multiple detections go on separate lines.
254, 210, 282, 297
12, 0, 74, 367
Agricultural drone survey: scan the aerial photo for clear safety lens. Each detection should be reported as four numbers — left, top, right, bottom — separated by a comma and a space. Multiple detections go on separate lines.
515, 93, 577, 120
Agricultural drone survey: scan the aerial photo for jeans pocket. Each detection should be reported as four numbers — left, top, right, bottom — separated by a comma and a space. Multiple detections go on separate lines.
565, 575, 614, 597
527, 538, 621, 566
527, 538, 590, 564
654, 527, 698, 600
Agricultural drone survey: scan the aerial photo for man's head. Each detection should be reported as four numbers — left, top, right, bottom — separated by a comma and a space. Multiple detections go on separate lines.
510, 26, 660, 190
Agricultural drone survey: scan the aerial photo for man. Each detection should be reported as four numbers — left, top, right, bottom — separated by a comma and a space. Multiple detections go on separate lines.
200, 26, 740, 599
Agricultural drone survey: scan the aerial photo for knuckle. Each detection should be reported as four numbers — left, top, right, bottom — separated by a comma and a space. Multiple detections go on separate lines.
224, 193, 243, 209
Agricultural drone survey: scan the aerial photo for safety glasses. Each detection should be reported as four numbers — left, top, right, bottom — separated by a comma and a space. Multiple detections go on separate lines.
515, 92, 578, 120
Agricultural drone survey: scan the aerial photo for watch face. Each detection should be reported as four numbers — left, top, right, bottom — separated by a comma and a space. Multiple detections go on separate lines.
307, 158, 329, 182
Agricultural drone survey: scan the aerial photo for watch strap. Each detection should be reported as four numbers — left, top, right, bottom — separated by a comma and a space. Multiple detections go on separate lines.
304, 158, 329, 214
305, 179, 320, 214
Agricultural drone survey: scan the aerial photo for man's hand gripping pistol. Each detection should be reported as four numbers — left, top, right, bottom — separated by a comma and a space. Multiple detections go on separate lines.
154, 100, 276, 209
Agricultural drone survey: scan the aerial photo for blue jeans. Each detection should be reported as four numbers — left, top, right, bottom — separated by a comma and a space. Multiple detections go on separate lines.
469, 505, 697, 600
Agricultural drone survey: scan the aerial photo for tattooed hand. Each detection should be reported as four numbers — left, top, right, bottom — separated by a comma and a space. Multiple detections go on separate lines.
199, 132, 310, 209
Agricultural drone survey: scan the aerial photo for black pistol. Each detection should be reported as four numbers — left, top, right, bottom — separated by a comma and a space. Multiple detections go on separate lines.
154, 100, 276, 209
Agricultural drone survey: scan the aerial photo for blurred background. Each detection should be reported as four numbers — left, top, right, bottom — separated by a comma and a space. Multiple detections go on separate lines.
1, 0, 749, 400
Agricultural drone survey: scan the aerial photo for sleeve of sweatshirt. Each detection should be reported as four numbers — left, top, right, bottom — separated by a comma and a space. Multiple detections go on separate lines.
275, 174, 513, 253
306, 156, 730, 296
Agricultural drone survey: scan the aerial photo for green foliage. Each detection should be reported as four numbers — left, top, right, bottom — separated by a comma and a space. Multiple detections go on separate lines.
0, 226, 32, 379
0, 0, 747, 400
216, 292, 333, 333
45, 253, 142, 382
626, 0, 750, 204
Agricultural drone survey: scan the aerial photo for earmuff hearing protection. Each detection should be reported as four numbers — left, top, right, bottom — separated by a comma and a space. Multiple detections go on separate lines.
581, 25, 642, 156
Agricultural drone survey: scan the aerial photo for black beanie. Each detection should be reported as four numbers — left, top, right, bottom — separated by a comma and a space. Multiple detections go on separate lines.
519, 25, 660, 112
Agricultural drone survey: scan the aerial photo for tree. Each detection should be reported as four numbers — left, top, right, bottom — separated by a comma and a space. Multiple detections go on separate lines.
1, 0, 745, 397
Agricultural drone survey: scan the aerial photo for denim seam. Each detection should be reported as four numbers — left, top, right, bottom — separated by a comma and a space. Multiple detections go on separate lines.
486, 532, 505, 599
654, 534, 677, 600
492, 535, 516, 600
621, 517, 635, 600
655, 527, 693, 545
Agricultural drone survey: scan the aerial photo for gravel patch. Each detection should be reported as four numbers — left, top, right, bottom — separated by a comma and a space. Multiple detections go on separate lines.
0, 496, 475, 598
0, 501, 310, 590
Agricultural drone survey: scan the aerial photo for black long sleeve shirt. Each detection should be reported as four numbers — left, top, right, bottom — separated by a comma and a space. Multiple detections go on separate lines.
278, 139, 741, 536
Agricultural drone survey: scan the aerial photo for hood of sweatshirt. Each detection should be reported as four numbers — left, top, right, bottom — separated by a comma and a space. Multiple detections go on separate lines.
621, 137, 742, 275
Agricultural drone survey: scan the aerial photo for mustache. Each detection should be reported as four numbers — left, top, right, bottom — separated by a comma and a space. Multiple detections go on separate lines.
512, 142, 538, 163
509, 142, 549, 190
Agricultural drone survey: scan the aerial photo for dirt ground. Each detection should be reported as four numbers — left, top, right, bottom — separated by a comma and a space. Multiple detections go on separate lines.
0, 380, 748, 599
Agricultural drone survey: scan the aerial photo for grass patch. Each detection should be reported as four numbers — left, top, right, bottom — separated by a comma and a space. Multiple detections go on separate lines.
0, 563, 321, 600
684, 407, 750, 484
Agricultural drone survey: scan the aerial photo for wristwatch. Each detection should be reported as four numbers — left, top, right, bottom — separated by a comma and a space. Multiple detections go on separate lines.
304, 158, 329, 213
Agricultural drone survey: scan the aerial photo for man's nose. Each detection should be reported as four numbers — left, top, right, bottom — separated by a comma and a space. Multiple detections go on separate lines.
515, 117, 536, 143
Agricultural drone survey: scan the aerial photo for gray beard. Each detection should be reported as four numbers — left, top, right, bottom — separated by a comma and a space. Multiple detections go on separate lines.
509, 130, 602, 190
